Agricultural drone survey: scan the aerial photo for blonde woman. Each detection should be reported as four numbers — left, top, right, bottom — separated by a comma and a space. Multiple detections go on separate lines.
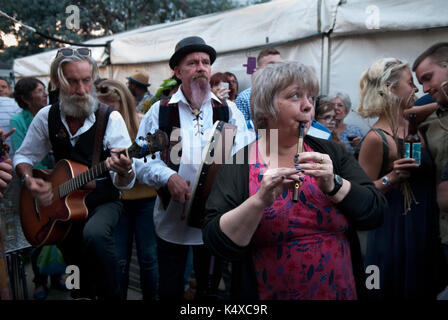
357, 58, 446, 299
97, 79, 158, 300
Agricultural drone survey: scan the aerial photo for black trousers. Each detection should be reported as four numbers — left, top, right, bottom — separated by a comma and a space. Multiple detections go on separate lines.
58, 200, 123, 300
156, 236, 215, 301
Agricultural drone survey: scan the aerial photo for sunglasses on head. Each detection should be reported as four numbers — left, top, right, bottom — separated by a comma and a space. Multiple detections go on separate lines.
57, 47, 91, 57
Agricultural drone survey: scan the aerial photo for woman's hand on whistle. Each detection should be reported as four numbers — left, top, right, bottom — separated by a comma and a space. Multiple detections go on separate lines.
294, 152, 335, 194
254, 168, 302, 207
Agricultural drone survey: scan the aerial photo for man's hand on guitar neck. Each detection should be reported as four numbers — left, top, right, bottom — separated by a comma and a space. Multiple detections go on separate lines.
106, 148, 135, 188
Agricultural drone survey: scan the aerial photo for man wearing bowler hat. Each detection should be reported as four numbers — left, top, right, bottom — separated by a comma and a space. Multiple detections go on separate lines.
127, 70, 153, 112
135, 36, 253, 300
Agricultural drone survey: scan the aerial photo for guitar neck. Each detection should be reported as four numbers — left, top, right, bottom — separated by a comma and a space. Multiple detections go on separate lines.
58, 148, 132, 198
58, 161, 109, 198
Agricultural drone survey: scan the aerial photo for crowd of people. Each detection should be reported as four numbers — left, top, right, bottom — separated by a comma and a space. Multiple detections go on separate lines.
0, 37, 447, 301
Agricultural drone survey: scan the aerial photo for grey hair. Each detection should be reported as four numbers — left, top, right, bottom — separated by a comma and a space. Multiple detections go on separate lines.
250, 60, 319, 131
50, 50, 98, 92
327, 91, 352, 113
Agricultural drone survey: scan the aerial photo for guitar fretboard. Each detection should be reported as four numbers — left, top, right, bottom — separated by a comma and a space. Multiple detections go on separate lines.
58, 162, 109, 198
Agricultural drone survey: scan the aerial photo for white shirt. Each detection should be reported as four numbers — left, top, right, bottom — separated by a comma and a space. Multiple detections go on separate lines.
135, 86, 255, 245
0, 97, 21, 158
13, 104, 136, 189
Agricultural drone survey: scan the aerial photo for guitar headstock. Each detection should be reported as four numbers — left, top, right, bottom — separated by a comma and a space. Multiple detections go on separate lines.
127, 130, 169, 160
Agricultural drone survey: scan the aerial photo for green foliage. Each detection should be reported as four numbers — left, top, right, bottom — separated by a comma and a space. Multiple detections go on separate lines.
0, 0, 259, 65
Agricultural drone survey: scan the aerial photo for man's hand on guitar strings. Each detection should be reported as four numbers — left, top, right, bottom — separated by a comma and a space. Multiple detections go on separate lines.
26, 177, 53, 207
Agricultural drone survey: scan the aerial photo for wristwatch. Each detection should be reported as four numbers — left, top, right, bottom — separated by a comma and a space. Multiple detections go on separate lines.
381, 175, 390, 187
325, 174, 343, 196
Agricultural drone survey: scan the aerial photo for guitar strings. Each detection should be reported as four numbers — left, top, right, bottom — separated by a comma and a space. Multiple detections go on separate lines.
59, 162, 108, 197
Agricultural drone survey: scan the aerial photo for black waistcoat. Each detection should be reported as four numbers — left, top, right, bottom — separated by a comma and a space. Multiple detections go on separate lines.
48, 102, 119, 211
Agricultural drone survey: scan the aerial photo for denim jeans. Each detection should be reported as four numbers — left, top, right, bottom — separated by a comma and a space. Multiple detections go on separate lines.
115, 197, 158, 300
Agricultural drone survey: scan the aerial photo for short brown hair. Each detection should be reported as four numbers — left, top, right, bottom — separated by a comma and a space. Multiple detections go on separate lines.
257, 47, 281, 65
209, 72, 228, 88
412, 42, 448, 71
13, 77, 45, 110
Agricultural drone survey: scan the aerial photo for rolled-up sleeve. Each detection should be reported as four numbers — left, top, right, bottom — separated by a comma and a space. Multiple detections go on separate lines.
104, 110, 136, 190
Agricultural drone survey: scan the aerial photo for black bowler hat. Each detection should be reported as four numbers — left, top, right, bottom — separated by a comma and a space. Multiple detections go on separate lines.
169, 36, 216, 70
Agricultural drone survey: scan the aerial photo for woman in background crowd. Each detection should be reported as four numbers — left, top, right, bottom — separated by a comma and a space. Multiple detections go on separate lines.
329, 92, 363, 153
96, 79, 158, 300
357, 57, 447, 299
315, 97, 345, 147
210, 72, 231, 101
224, 72, 239, 102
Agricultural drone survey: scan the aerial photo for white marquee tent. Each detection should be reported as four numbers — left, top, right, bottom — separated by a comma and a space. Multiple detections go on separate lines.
13, 0, 448, 131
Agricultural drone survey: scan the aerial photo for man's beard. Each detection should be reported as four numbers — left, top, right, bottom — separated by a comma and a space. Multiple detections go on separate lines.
190, 74, 210, 109
60, 87, 98, 118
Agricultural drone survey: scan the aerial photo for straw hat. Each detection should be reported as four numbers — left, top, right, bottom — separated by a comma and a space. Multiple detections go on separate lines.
127, 70, 151, 87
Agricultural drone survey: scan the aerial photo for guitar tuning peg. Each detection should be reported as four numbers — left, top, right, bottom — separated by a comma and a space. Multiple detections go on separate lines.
144, 157, 147, 163
151, 154, 156, 160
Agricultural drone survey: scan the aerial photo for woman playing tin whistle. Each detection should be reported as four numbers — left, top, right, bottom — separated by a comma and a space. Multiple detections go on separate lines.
202, 61, 387, 300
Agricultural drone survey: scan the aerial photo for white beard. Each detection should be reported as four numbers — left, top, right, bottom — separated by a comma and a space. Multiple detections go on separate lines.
60, 87, 98, 118
190, 76, 210, 109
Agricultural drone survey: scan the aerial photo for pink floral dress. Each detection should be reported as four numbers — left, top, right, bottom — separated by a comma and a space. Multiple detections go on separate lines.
248, 142, 357, 300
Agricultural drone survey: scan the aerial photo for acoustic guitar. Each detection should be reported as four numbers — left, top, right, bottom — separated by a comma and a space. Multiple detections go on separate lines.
20, 130, 168, 247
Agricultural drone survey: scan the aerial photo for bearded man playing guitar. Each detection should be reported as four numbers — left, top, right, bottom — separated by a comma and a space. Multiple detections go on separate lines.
13, 48, 135, 300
